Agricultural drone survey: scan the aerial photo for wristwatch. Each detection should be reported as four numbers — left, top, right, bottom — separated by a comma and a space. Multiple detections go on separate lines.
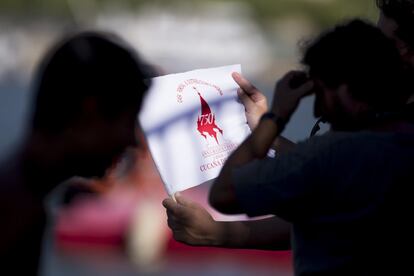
260, 112, 287, 132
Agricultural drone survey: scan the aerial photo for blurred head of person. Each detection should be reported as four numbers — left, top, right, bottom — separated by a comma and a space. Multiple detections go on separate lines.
30, 31, 151, 179
376, 0, 414, 66
302, 19, 412, 131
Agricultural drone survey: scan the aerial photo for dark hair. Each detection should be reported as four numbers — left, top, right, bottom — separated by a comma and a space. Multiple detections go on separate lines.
32, 31, 151, 132
376, 0, 414, 49
302, 19, 411, 112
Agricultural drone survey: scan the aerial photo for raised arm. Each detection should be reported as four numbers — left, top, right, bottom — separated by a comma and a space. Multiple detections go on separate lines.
210, 71, 314, 214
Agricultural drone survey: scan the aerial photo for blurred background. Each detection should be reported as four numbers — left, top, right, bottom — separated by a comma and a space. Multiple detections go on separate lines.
0, 0, 377, 275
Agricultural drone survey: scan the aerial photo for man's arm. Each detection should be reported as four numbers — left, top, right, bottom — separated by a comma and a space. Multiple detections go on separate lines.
274, 136, 297, 153
163, 194, 291, 250
210, 71, 314, 214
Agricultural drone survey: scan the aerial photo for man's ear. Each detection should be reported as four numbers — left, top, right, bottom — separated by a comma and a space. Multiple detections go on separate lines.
395, 40, 413, 64
336, 84, 369, 116
336, 84, 351, 105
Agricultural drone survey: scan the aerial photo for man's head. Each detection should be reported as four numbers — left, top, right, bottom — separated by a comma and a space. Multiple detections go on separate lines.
376, 0, 414, 66
31, 31, 151, 177
302, 19, 411, 131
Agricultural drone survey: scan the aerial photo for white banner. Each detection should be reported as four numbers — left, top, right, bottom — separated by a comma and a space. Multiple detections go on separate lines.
139, 65, 251, 195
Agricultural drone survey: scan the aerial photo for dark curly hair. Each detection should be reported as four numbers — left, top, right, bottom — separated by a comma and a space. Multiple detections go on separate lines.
302, 19, 412, 112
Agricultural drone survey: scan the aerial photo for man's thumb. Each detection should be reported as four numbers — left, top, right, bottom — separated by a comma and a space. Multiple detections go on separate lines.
175, 192, 195, 208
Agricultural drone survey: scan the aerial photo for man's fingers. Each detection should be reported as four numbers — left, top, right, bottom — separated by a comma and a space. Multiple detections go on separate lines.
166, 208, 187, 229
279, 71, 297, 85
285, 70, 305, 80
162, 197, 175, 209
237, 88, 255, 110
283, 70, 309, 85
279, 70, 313, 97
295, 80, 314, 97
166, 209, 174, 219
232, 72, 259, 96
232, 71, 257, 110
163, 196, 194, 220
162, 198, 183, 216
167, 216, 175, 228
167, 216, 184, 230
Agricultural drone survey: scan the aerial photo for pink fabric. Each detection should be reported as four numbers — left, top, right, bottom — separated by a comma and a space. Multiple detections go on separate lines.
55, 187, 141, 247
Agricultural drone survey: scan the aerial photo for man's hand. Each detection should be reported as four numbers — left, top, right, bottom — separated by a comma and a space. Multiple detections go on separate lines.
232, 72, 268, 130
163, 194, 291, 250
162, 193, 224, 246
271, 71, 314, 122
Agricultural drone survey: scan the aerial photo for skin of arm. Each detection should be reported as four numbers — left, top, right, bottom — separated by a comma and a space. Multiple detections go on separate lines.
273, 136, 297, 153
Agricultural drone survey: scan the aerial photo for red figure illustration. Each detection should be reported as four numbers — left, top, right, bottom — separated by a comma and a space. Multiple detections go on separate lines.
194, 87, 223, 144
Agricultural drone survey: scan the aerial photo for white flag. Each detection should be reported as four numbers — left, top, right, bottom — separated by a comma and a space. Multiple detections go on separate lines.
139, 65, 251, 195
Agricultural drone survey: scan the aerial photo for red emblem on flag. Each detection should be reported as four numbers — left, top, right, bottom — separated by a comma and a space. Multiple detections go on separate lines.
194, 87, 223, 144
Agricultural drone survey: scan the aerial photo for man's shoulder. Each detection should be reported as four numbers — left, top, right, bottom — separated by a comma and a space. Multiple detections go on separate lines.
300, 131, 358, 146
294, 131, 414, 163
293, 132, 361, 155
293, 131, 412, 159
298, 131, 411, 148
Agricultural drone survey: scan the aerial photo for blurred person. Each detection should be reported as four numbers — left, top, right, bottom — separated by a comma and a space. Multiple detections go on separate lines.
164, 0, 414, 254
0, 31, 151, 275
55, 132, 170, 270
167, 19, 414, 275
